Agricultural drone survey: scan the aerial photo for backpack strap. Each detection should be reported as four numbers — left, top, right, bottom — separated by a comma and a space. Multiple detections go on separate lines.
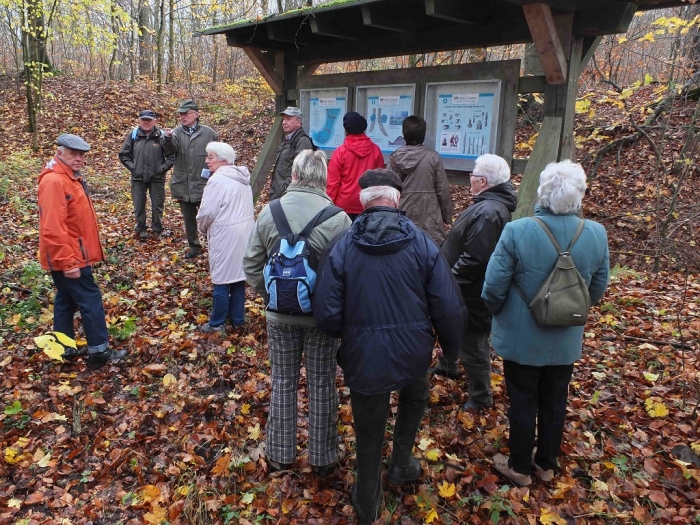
532, 217, 585, 254
300, 205, 343, 237
131, 127, 139, 141
269, 199, 293, 237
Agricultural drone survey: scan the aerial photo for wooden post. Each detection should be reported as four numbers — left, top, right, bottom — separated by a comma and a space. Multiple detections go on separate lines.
513, 116, 562, 220
250, 117, 284, 203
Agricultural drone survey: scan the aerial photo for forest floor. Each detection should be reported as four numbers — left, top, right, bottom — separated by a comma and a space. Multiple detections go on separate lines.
0, 76, 698, 525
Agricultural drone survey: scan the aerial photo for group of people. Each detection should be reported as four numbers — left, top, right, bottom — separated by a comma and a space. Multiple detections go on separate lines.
37, 101, 609, 524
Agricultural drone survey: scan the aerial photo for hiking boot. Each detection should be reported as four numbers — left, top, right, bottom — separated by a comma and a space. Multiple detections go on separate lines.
200, 323, 224, 334
86, 348, 127, 370
185, 247, 201, 259
462, 398, 494, 413
493, 453, 532, 486
62, 346, 87, 361
429, 361, 461, 379
385, 457, 422, 486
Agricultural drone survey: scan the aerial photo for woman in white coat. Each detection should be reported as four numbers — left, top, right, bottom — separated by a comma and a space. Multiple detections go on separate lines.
196, 142, 255, 332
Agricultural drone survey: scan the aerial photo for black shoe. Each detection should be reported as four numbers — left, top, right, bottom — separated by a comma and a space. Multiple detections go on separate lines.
429, 363, 461, 379
86, 348, 127, 369
267, 459, 292, 473
312, 462, 338, 478
185, 247, 201, 259
62, 347, 87, 361
462, 398, 494, 412
385, 457, 422, 486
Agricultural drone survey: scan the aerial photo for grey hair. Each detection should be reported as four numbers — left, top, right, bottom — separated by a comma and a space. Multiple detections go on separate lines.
472, 154, 511, 187
205, 142, 236, 165
290, 149, 327, 189
537, 160, 587, 215
359, 186, 400, 208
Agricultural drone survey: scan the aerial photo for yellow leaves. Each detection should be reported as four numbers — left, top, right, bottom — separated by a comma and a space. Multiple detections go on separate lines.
7, 498, 22, 508
643, 371, 659, 383
418, 437, 433, 451
425, 509, 439, 523
247, 422, 261, 441
34, 449, 52, 468
551, 477, 576, 499
575, 98, 590, 114
599, 313, 618, 327
619, 88, 634, 100
34, 331, 77, 361
425, 448, 442, 461
540, 508, 567, 525
600, 97, 624, 109
241, 403, 251, 415
141, 484, 162, 503
162, 373, 177, 388
644, 397, 669, 418
437, 481, 456, 498
144, 505, 167, 524
240, 492, 255, 504
180, 288, 190, 298
211, 454, 231, 476
691, 442, 700, 455
639, 32, 655, 43
5, 438, 30, 465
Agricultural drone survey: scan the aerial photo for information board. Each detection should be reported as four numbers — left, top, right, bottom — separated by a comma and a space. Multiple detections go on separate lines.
425, 81, 501, 171
300, 88, 349, 152
355, 84, 415, 154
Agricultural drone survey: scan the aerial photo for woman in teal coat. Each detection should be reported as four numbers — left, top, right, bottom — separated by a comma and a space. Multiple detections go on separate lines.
481, 160, 609, 486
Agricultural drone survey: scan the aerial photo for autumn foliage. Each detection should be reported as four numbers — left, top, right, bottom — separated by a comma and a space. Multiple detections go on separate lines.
0, 76, 698, 524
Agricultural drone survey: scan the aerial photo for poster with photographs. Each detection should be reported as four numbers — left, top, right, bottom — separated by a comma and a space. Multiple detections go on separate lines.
355, 84, 415, 153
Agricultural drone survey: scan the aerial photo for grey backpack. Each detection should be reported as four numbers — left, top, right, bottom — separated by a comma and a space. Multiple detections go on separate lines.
516, 218, 591, 327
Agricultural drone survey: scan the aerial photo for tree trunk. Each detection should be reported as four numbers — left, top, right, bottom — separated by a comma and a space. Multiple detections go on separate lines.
138, 0, 152, 77
167, 0, 175, 83
156, 0, 166, 89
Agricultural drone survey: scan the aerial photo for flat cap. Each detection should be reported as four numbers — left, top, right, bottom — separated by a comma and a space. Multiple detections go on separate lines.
56, 134, 91, 152
177, 99, 199, 113
138, 109, 157, 119
279, 106, 303, 118
358, 169, 402, 192
343, 111, 367, 134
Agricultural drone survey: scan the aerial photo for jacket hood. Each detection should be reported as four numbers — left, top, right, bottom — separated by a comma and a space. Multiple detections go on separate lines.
351, 207, 415, 255
389, 145, 430, 174
473, 181, 518, 212
214, 164, 250, 185
344, 134, 380, 158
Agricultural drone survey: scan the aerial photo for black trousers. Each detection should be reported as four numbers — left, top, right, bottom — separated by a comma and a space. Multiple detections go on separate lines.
349, 375, 429, 523
503, 360, 574, 475
177, 200, 201, 248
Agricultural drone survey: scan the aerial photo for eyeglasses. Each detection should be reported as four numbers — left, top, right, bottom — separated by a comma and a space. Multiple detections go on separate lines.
470, 174, 486, 180
206, 155, 218, 161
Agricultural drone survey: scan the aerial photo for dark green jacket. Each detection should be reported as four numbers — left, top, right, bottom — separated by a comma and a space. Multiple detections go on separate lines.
118, 127, 174, 183
163, 122, 218, 202
269, 128, 313, 201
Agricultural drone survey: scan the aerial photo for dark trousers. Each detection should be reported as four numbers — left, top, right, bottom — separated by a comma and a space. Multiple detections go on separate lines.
503, 360, 574, 475
177, 200, 201, 248
131, 180, 165, 233
51, 266, 109, 353
350, 375, 429, 523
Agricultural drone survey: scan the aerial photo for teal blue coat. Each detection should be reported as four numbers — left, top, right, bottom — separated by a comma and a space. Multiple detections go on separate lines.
481, 206, 609, 366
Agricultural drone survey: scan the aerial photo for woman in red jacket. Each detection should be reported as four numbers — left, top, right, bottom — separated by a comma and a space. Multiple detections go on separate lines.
327, 112, 384, 221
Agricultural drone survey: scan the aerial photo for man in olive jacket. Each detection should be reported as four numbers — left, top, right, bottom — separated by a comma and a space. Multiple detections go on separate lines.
269, 107, 314, 201
163, 99, 218, 258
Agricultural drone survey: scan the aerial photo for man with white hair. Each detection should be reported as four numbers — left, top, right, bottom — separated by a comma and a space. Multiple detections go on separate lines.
437, 154, 517, 412
313, 169, 463, 525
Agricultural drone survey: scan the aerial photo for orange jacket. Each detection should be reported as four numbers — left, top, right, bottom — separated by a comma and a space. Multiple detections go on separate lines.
38, 157, 105, 272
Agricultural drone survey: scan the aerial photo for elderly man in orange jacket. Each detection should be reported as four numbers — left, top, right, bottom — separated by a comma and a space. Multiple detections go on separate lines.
38, 134, 126, 369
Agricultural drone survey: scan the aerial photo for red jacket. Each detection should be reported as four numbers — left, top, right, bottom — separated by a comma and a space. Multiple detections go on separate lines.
38, 157, 105, 272
327, 134, 384, 215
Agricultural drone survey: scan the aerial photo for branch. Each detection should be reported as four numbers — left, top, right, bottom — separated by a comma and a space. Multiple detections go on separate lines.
600, 334, 694, 350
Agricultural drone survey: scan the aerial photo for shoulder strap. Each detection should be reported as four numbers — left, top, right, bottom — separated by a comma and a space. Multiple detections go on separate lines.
532, 217, 562, 253
300, 205, 343, 237
131, 127, 139, 141
567, 219, 585, 251
270, 199, 292, 237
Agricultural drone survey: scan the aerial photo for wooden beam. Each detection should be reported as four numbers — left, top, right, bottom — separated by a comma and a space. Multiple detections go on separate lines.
425, 0, 476, 24
267, 21, 312, 46
250, 117, 285, 202
559, 36, 583, 160
310, 15, 357, 40
581, 36, 602, 71
513, 116, 562, 219
573, 3, 636, 36
243, 47, 283, 95
522, 3, 567, 85
362, 6, 416, 33
519, 75, 546, 94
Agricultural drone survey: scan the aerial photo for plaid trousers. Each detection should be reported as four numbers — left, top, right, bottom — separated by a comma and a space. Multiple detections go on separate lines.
265, 319, 340, 466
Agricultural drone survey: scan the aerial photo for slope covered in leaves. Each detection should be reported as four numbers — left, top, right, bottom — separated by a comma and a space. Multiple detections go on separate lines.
0, 77, 698, 524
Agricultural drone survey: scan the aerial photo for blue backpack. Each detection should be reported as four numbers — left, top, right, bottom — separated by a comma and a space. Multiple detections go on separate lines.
264, 200, 342, 315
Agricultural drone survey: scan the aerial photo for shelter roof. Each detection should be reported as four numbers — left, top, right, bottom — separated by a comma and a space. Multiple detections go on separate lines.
199, 0, 689, 66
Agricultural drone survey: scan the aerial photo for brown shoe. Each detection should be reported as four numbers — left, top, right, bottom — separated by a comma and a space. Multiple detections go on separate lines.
531, 449, 554, 482
493, 453, 532, 486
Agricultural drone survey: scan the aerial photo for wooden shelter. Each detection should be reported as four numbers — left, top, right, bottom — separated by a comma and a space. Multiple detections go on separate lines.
200, 0, 687, 214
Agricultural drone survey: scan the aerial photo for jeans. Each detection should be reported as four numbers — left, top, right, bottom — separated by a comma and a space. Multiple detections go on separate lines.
131, 180, 165, 233
350, 375, 429, 523
177, 200, 201, 248
459, 330, 492, 405
51, 266, 109, 353
209, 281, 245, 327
503, 360, 574, 474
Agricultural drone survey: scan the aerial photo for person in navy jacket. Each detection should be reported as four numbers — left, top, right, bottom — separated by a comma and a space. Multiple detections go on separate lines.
313, 169, 464, 525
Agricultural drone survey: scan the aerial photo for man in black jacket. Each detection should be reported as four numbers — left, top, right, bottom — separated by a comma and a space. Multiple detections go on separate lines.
118, 110, 174, 239
313, 169, 463, 525
437, 154, 517, 411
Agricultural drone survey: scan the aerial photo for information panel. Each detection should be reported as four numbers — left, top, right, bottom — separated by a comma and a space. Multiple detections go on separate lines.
355, 84, 415, 154
300, 88, 348, 152
425, 81, 501, 171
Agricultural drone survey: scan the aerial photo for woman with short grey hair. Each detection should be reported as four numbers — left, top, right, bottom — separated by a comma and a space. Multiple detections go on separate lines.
481, 160, 609, 486
290, 149, 328, 190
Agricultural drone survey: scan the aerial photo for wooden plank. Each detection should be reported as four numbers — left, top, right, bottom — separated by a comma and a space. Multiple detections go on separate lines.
522, 3, 567, 85
559, 36, 582, 160
513, 116, 562, 219
425, 0, 477, 24
267, 21, 313, 45
243, 47, 283, 95
519, 75, 546, 94
581, 36, 602, 71
310, 15, 357, 40
573, 3, 637, 36
512, 158, 528, 174
250, 117, 285, 202
362, 6, 416, 33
